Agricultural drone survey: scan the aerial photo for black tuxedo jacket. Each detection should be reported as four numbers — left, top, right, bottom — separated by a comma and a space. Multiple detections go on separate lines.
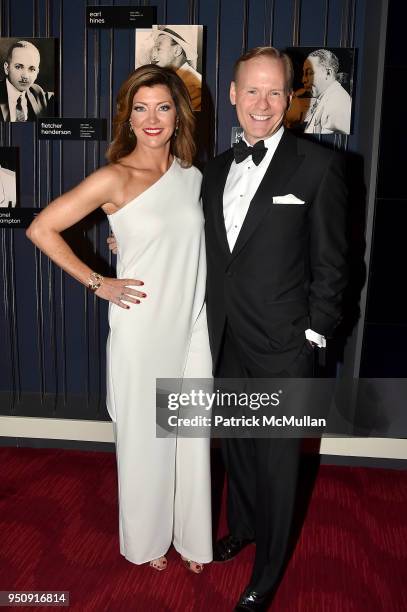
202, 129, 348, 374
0, 79, 54, 121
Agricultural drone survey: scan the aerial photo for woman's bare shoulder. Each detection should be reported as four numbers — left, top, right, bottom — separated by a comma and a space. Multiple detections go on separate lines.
85, 163, 132, 199
94, 162, 128, 182
97, 161, 139, 214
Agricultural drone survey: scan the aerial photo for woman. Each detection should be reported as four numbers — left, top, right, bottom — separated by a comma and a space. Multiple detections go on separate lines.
26, 65, 212, 573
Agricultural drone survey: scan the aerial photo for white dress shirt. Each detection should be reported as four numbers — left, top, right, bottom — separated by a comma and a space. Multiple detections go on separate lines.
223, 126, 325, 348
6, 79, 28, 122
0, 165, 17, 207
304, 80, 351, 135
224, 126, 284, 252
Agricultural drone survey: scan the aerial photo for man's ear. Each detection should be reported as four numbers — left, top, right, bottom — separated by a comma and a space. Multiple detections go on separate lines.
230, 81, 236, 106
4, 62, 8, 76
287, 91, 293, 107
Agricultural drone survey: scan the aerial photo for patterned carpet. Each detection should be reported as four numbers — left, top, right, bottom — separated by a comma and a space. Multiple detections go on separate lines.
0, 447, 406, 611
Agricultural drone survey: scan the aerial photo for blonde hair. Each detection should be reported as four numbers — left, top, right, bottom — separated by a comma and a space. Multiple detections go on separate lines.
233, 46, 294, 92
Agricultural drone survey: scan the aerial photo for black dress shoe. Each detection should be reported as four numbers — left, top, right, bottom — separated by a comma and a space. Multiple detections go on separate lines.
234, 588, 269, 611
213, 534, 253, 562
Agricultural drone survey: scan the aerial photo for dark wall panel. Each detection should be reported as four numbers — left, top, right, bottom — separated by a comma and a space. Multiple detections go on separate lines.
360, 0, 407, 377
299, 0, 327, 45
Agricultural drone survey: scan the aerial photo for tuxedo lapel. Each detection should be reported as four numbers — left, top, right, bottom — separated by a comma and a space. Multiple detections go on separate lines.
0, 80, 10, 121
0, 103, 9, 121
210, 150, 234, 256
230, 130, 304, 262
26, 89, 41, 119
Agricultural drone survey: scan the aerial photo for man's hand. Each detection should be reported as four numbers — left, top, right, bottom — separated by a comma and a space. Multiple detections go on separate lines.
107, 234, 118, 254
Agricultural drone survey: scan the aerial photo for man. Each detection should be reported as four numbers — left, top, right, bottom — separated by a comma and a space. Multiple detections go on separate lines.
202, 47, 347, 610
150, 27, 202, 111
0, 40, 54, 122
301, 48, 351, 134
0, 165, 16, 207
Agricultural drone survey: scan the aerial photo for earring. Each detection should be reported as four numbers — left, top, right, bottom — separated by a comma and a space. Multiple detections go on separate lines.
129, 120, 134, 135
174, 118, 179, 138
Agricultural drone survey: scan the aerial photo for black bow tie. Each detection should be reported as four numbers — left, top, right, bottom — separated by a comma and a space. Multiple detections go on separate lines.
233, 139, 267, 166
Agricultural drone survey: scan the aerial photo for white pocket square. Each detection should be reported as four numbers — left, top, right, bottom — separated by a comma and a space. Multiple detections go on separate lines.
272, 194, 305, 205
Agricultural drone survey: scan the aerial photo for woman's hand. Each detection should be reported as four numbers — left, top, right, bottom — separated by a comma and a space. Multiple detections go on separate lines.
107, 234, 118, 254
96, 277, 146, 309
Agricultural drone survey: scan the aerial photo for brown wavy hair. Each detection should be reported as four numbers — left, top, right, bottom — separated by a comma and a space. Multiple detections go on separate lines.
106, 65, 196, 167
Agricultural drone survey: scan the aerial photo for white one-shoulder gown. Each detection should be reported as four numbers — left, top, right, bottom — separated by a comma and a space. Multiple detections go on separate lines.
106, 158, 212, 564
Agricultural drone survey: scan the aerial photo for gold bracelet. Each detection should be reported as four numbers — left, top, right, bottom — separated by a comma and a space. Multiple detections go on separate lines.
88, 272, 104, 292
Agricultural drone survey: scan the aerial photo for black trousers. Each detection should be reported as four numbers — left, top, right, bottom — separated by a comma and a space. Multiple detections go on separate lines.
215, 322, 315, 595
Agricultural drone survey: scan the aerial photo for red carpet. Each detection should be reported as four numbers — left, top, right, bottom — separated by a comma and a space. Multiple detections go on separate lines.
0, 447, 406, 611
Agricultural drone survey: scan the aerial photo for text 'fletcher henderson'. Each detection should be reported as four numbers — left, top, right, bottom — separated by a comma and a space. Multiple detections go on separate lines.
167, 389, 282, 411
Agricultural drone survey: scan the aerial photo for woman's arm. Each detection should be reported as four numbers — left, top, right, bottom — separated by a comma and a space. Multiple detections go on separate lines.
26, 166, 145, 308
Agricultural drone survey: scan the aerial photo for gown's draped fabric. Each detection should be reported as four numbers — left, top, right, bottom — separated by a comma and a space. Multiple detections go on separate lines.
106, 159, 213, 564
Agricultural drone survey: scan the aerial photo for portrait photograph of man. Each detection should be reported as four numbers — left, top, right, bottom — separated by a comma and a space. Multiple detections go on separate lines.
284, 46, 355, 135
135, 25, 203, 111
231, 126, 244, 146
0, 147, 18, 207
0, 37, 56, 122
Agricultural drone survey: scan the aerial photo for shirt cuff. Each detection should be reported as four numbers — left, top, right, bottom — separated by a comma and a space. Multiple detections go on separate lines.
305, 329, 326, 348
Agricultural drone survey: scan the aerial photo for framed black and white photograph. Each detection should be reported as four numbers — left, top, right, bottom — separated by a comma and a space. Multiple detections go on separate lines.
135, 25, 203, 111
231, 126, 244, 146
0, 147, 18, 207
0, 37, 57, 122
284, 47, 356, 135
